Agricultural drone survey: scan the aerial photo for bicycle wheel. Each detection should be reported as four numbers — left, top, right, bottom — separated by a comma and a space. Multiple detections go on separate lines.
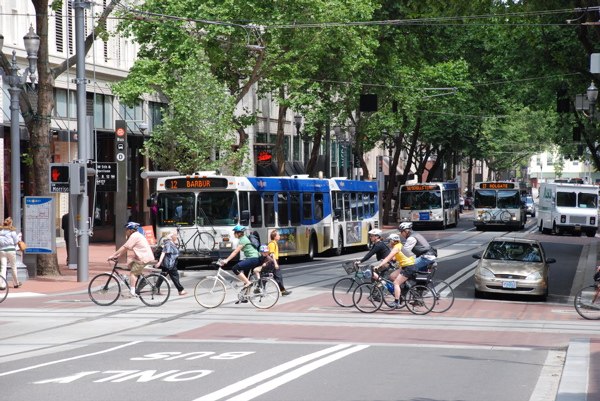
194, 232, 216, 251
332, 277, 361, 307
352, 283, 383, 313
574, 284, 600, 320
499, 210, 512, 223
249, 278, 280, 309
406, 285, 435, 315
138, 273, 170, 307
194, 276, 226, 308
88, 273, 121, 306
481, 211, 493, 223
430, 280, 455, 313
0, 275, 8, 303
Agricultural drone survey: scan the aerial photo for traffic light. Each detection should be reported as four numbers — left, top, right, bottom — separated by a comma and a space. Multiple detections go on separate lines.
49, 163, 70, 193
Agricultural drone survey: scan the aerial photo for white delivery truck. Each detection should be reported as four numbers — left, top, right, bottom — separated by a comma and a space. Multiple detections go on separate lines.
538, 182, 599, 237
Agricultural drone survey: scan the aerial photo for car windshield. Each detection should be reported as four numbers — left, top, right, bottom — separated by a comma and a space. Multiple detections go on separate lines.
483, 241, 542, 262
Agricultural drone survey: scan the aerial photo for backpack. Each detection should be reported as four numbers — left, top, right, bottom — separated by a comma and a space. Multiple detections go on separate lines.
247, 232, 260, 250
153, 244, 163, 260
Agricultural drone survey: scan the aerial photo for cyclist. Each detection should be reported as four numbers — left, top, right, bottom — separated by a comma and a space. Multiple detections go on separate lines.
218, 225, 259, 290
357, 229, 390, 264
374, 233, 417, 308
398, 222, 437, 272
108, 222, 155, 296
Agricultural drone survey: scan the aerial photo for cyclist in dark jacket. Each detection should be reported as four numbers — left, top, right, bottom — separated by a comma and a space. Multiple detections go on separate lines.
359, 229, 390, 263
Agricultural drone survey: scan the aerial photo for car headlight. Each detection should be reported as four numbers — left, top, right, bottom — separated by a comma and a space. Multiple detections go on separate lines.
525, 271, 542, 281
477, 267, 495, 279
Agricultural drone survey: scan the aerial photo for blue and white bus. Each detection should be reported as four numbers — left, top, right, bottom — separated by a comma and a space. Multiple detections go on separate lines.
153, 173, 379, 261
398, 182, 460, 228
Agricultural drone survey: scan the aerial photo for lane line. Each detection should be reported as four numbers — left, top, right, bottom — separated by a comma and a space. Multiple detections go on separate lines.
0, 341, 141, 377
443, 261, 478, 287
227, 345, 369, 401
193, 344, 356, 401
555, 338, 590, 401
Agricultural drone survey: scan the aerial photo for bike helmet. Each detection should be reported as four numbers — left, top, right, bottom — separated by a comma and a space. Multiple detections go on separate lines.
258, 244, 269, 253
125, 222, 140, 230
232, 224, 246, 232
398, 222, 413, 231
368, 228, 382, 237
388, 233, 401, 242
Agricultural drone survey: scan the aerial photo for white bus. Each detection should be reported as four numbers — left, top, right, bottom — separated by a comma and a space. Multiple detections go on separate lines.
473, 181, 527, 230
398, 182, 460, 229
152, 173, 379, 262
538, 182, 598, 237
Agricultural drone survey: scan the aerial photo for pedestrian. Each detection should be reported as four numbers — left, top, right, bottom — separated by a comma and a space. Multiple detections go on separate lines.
155, 231, 187, 295
0, 217, 22, 289
267, 229, 291, 296
108, 222, 155, 296
459, 195, 465, 213
61, 212, 70, 265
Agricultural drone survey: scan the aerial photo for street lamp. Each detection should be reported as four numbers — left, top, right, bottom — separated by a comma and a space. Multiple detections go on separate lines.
294, 113, 306, 166
0, 26, 40, 232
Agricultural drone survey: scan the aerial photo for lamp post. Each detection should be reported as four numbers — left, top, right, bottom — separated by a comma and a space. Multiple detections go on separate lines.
294, 113, 306, 167
348, 125, 356, 180
0, 27, 40, 232
587, 81, 598, 119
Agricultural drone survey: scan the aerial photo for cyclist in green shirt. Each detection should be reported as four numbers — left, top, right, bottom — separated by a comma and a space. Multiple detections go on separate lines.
218, 225, 260, 288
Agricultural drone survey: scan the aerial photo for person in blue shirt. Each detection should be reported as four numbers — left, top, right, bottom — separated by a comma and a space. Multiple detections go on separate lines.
218, 225, 260, 288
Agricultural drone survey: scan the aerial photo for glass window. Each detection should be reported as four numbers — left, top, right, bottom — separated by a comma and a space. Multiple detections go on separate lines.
248, 192, 262, 227
315, 193, 324, 220
156, 193, 195, 226
344, 193, 351, 220
474, 190, 497, 208
578, 193, 597, 208
302, 193, 312, 220
277, 192, 289, 226
196, 192, 238, 226
557, 192, 576, 207
497, 190, 521, 208
263, 193, 275, 226
290, 192, 301, 226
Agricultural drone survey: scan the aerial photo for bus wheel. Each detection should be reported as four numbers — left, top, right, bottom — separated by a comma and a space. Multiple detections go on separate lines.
306, 236, 316, 261
333, 231, 344, 256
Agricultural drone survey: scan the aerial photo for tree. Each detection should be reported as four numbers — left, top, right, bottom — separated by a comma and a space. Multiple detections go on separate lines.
0, 0, 119, 275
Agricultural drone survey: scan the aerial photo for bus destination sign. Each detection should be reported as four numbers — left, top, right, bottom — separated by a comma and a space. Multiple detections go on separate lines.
165, 177, 229, 190
480, 182, 515, 189
405, 185, 437, 191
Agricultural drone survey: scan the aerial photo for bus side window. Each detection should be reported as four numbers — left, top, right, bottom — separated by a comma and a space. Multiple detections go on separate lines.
315, 194, 323, 220
263, 193, 275, 227
302, 193, 312, 221
290, 192, 301, 226
248, 192, 262, 227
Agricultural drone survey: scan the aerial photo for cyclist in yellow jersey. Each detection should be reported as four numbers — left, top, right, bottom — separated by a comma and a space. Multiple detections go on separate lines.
374, 233, 417, 308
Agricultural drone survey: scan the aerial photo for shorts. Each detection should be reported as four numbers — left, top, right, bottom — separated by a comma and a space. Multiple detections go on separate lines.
233, 257, 260, 275
399, 265, 417, 279
129, 261, 145, 276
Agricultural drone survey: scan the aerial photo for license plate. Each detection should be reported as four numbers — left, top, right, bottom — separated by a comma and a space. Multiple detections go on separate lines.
502, 281, 517, 289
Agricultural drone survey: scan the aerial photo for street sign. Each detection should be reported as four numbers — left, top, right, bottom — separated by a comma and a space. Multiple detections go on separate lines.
95, 162, 118, 192
49, 163, 70, 193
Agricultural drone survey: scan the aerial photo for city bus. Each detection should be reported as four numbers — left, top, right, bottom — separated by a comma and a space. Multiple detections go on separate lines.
398, 182, 460, 229
152, 173, 379, 262
473, 181, 527, 230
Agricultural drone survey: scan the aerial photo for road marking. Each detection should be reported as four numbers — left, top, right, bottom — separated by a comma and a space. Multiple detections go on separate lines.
193, 344, 367, 401
529, 350, 565, 401
444, 261, 478, 288
0, 341, 141, 377
228, 345, 369, 401
555, 339, 590, 401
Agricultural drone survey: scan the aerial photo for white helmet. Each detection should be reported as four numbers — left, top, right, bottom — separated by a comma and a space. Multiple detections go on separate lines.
368, 228, 382, 237
399, 222, 413, 231
388, 233, 401, 242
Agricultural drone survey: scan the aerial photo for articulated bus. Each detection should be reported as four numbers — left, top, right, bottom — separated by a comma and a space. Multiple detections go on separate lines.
473, 181, 526, 230
398, 182, 460, 228
152, 173, 379, 262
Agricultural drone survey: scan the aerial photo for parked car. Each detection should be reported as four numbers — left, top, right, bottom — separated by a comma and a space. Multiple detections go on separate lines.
521, 195, 536, 217
472, 237, 555, 301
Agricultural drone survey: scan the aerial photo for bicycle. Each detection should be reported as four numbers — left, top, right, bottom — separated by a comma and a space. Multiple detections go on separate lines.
332, 260, 371, 307
352, 267, 435, 315
175, 224, 216, 254
414, 264, 455, 313
0, 275, 8, 303
194, 262, 280, 309
480, 209, 512, 224
88, 258, 171, 307
574, 274, 600, 320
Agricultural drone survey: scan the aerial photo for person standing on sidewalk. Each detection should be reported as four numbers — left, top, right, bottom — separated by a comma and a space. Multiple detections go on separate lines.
155, 231, 187, 295
267, 229, 291, 296
0, 217, 21, 289
108, 222, 155, 296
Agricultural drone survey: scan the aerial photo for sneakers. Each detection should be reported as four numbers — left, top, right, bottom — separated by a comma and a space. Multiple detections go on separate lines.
281, 290, 292, 296
179, 290, 187, 296
235, 299, 249, 304
14, 282, 22, 289
392, 300, 401, 309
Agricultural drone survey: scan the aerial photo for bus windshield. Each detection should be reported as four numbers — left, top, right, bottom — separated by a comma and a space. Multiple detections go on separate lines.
157, 192, 238, 227
474, 189, 520, 208
497, 190, 521, 208
400, 191, 442, 210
